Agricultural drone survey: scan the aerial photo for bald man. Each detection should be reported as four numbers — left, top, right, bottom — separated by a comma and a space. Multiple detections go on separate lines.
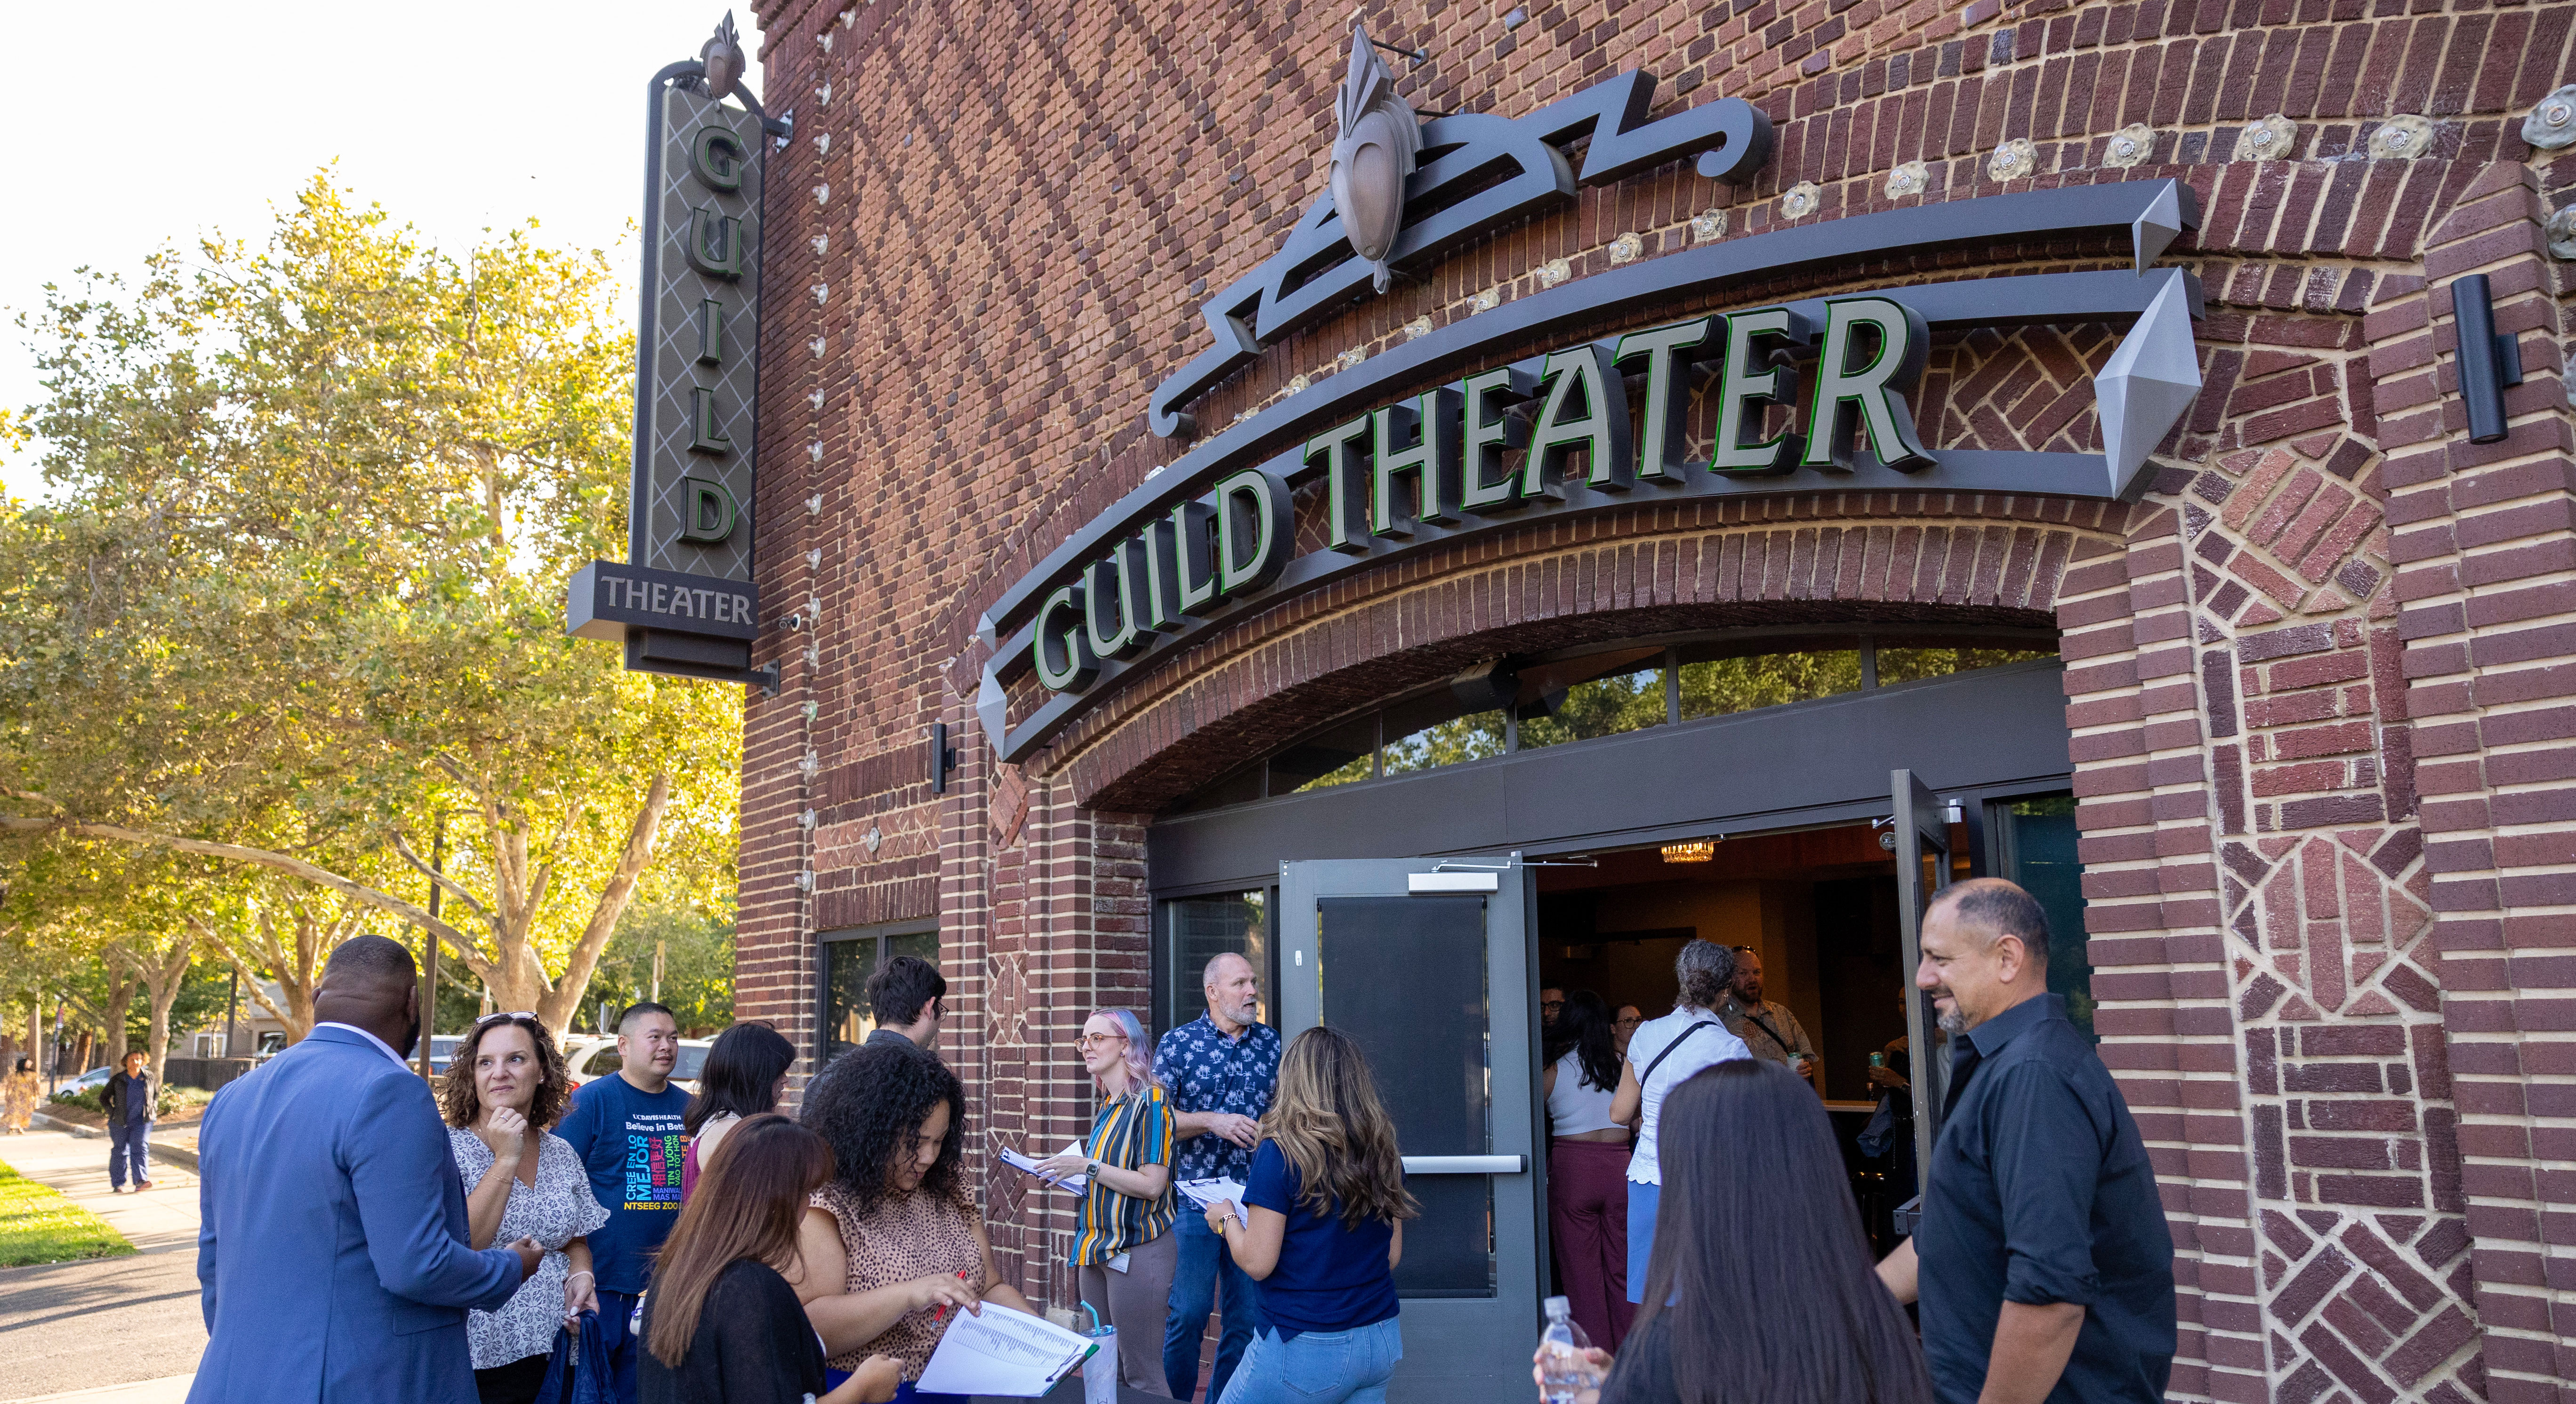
1151, 950, 1280, 1400
190, 936, 539, 1404
1875, 880, 2174, 1404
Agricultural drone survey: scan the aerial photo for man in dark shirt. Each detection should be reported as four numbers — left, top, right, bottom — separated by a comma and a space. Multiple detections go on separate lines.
862, 954, 944, 1057
102, 1050, 156, 1192
1876, 879, 2174, 1404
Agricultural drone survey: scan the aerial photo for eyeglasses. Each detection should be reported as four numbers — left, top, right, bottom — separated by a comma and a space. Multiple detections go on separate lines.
1076, 1032, 1127, 1048
476, 1011, 536, 1026
1729, 945, 1756, 953
1614, 1016, 1643, 1028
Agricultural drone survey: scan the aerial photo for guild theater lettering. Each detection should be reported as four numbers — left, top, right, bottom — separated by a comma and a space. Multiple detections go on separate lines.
1034, 298, 1940, 697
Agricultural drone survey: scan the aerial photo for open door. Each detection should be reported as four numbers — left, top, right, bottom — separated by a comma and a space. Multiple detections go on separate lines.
1278, 854, 1545, 1404
1891, 770, 1956, 1228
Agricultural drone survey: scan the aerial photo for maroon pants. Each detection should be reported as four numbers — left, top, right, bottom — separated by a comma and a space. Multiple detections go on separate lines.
1548, 1138, 1637, 1350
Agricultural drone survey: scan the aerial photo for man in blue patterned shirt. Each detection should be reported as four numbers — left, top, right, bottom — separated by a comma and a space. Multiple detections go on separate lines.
1153, 951, 1281, 1401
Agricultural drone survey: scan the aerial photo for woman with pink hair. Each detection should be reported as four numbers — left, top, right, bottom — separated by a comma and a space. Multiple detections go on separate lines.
1035, 1009, 1178, 1396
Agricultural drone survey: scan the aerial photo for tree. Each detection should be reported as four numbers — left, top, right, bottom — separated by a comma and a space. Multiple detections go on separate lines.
0, 172, 741, 1039
591, 902, 736, 1034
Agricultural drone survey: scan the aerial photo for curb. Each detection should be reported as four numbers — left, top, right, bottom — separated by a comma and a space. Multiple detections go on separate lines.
28, 1113, 202, 1174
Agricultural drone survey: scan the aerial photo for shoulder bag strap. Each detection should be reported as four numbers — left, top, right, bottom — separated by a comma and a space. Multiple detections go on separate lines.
1639, 1020, 1722, 1084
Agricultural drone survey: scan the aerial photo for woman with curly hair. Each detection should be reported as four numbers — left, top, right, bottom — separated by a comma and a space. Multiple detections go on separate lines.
794, 1040, 1038, 1402
441, 1011, 610, 1404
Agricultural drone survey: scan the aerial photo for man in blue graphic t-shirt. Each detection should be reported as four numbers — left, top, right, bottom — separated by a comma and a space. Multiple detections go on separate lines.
555, 1001, 690, 1404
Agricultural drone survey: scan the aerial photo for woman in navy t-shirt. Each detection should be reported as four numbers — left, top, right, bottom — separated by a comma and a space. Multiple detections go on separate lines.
1198, 1027, 1417, 1404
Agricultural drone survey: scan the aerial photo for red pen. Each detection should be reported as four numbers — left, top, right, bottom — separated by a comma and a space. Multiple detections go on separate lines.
933, 1269, 973, 1323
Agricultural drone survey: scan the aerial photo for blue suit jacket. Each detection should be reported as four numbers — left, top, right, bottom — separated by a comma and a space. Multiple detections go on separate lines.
188, 1025, 524, 1404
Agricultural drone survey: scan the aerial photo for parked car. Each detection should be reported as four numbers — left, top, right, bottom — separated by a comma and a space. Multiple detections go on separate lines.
427, 1035, 464, 1074
56, 1065, 116, 1097
564, 1037, 710, 1095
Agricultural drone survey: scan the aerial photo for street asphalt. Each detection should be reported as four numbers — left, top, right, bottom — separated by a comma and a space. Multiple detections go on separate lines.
0, 1125, 201, 1403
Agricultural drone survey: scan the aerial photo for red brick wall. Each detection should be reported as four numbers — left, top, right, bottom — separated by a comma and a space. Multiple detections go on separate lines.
738, 0, 2576, 1393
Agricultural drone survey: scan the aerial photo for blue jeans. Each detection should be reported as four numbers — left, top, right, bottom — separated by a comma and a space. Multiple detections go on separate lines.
1165, 1207, 1264, 1399
1624, 1180, 1658, 1304
598, 1289, 643, 1404
825, 1372, 966, 1404
1215, 1319, 1401, 1404
108, 1119, 151, 1188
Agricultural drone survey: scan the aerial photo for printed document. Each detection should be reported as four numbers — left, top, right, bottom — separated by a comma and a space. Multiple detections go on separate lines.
999, 1142, 1091, 1191
914, 1305, 1098, 1396
1177, 1178, 1248, 1215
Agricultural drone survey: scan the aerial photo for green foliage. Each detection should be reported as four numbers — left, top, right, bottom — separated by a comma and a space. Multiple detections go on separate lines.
0, 1158, 134, 1267
589, 903, 735, 1034
1678, 649, 1865, 720
0, 171, 741, 1033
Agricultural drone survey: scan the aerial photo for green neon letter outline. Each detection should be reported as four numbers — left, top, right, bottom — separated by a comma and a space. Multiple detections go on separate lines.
1371, 387, 1462, 537
692, 127, 749, 194
1460, 365, 1537, 515
1710, 308, 1811, 476
1214, 468, 1292, 597
1033, 583, 1099, 691
1308, 416, 1374, 555
1524, 344, 1633, 498
1800, 296, 1937, 471
1614, 319, 1715, 481
1172, 501, 1220, 615
1084, 550, 1152, 659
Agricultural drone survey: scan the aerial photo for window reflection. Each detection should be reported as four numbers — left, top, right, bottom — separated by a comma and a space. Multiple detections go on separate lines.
1516, 648, 1666, 750
1676, 644, 1862, 720
821, 928, 938, 1063
1166, 632, 2058, 812
1384, 690, 1506, 775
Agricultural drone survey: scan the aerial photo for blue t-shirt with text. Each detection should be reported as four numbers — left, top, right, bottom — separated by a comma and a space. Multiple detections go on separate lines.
1241, 1140, 1400, 1339
554, 1072, 692, 1294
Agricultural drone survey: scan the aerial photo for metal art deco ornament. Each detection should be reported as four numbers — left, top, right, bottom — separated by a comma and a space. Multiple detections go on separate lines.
701, 11, 748, 100
2527, 86, 2576, 150
1330, 26, 1424, 293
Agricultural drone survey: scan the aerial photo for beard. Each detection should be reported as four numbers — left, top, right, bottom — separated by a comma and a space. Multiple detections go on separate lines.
395, 1013, 423, 1059
1936, 1005, 1967, 1036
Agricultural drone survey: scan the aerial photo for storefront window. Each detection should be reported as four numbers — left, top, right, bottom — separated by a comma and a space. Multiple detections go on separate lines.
1676, 644, 1863, 720
1163, 890, 1269, 1034
1167, 630, 2057, 813
1515, 648, 1666, 750
1270, 715, 1376, 792
820, 927, 939, 1063
1382, 690, 1507, 775
1876, 644, 2058, 685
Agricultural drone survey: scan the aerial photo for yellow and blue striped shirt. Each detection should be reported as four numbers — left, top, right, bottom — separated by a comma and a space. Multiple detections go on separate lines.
1068, 1083, 1176, 1266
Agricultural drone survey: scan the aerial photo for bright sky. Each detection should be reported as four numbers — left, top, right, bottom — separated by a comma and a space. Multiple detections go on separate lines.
0, 1, 769, 501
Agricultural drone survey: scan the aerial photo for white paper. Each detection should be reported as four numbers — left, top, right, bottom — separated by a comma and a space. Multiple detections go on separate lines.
1177, 1177, 1249, 1211
999, 1143, 1090, 1191
915, 1306, 1099, 1397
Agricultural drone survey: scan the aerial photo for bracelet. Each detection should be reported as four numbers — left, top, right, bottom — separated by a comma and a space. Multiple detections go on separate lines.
565, 1271, 594, 1283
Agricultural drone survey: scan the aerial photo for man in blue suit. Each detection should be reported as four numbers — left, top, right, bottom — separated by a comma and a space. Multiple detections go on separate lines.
189, 935, 541, 1404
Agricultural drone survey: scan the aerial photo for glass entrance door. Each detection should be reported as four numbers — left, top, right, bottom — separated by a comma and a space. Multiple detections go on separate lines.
1278, 855, 1544, 1403
1890, 768, 1955, 1200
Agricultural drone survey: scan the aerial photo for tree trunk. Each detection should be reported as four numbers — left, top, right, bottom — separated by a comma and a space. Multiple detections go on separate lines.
125, 930, 196, 1094
100, 973, 136, 1065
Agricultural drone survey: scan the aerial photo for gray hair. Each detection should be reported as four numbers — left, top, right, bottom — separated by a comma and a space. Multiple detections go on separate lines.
1675, 940, 1737, 1011
1202, 951, 1254, 988
1930, 878, 2052, 964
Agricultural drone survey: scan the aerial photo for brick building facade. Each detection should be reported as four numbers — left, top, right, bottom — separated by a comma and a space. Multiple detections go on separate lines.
730, 0, 2576, 1398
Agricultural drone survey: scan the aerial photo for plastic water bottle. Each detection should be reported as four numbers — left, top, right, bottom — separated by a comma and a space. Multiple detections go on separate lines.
1539, 1295, 1599, 1404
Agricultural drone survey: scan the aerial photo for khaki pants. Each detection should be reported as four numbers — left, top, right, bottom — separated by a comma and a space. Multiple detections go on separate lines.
1079, 1229, 1179, 1397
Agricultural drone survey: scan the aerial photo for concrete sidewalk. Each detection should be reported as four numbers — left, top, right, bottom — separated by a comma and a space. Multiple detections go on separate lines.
0, 1128, 205, 1402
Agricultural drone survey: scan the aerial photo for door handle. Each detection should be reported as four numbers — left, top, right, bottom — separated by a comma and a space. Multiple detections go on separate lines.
1400, 1155, 1527, 1174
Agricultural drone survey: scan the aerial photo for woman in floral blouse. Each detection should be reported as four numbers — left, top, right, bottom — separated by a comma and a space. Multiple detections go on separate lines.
443, 1012, 611, 1404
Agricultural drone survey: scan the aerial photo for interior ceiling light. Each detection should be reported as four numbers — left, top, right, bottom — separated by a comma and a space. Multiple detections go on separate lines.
1660, 839, 1716, 863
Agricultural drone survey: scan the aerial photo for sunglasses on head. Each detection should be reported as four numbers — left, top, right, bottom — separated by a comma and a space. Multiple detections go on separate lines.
475, 1011, 537, 1027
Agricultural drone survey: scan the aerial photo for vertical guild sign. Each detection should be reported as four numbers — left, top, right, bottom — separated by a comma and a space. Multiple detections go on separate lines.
569, 20, 781, 687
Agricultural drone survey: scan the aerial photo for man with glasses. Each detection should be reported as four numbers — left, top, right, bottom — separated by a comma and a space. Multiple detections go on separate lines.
1541, 987, 1568, 1033
862, 954, 947, 1057
1719, 946, 1821, 1092
554, 1001, 688, 1404
1153, 951, 1281, 1402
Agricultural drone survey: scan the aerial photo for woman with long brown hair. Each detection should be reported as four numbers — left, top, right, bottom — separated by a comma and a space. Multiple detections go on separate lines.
1199, 1025, 1417, 1404
1535, 1059, 1932, 1404
440, 1012, 608, 1404
640, 1114, 902, 1404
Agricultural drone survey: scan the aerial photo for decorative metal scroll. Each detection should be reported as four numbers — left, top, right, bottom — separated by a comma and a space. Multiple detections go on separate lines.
980, 181, 2206, 765
1149, 70, 1774, 437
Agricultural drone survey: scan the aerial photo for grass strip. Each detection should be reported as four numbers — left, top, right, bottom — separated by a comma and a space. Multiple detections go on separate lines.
0, 1156, 136, 1267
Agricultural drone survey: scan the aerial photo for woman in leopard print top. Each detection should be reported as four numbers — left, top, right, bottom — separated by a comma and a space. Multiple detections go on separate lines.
792, 1041, 1039, 1399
